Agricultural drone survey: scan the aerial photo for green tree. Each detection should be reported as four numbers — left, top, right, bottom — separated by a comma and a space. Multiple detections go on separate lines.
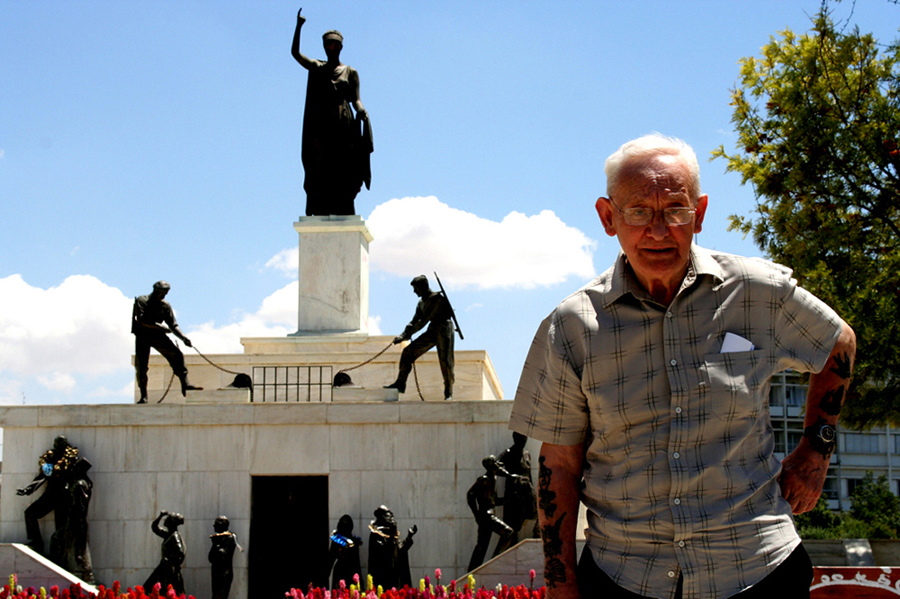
713, 4, 900, 427
849, 472, 900, 538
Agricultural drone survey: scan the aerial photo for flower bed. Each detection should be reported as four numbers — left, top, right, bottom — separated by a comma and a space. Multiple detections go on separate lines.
0, 571, 546, 599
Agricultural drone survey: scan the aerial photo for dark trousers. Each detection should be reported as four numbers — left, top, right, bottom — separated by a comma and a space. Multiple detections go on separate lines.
467, 512, 515, 572
24, 487, 65, 552
134, 333, 187, 396
396, 321, 455, 397
576, 543, 812, 599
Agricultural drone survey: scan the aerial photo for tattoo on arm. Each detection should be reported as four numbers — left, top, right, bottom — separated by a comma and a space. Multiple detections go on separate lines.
538, 455, 557, 517
830, 351, 852, 379
538, 455, 568, 588
819, 386, 844, 416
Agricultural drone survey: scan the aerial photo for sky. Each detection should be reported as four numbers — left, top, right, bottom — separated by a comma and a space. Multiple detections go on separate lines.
2, 0, 899, 418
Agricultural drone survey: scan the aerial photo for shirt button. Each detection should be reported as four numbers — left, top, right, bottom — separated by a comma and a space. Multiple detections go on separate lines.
673, 452, 680, 459
668, 571, 676, 578
673, 498, 681, 505
666, 312, 674, 318
670, 359, 677, 366
675, 407, 683, 414
678, 541, 686, 548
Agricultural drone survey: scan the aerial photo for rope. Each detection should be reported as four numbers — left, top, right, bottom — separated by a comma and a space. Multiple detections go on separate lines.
412, 363, 425, 401
156, 371, 177, 404
192, 345, 244, 377
336, 341, 427, 400
335, 341, 394, 378
153, 341, 250, 404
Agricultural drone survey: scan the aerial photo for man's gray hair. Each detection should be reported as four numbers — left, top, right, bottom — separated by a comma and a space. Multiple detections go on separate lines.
604, 133, 702, 201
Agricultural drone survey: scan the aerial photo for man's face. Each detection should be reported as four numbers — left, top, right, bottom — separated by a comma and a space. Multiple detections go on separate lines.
595, 153, 707, 296
412, 282, 428, 297
150, 287, 169, 301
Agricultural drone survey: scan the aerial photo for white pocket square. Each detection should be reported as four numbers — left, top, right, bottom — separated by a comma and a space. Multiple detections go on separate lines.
721, 332, 755, 353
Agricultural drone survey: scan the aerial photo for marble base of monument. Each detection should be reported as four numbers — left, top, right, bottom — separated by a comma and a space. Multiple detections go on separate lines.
292, 216, 372, 335
137, 335, 502, 403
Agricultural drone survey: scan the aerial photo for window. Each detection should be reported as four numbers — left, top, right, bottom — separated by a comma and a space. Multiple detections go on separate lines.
822, 474, 839, 500
784, 385, 806, 407
843, 433, 881, 454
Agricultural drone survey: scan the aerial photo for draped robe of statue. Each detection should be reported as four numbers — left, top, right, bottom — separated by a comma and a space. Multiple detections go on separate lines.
302, 60, 372, 216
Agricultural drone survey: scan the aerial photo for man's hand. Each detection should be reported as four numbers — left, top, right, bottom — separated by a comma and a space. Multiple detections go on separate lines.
779, 441, 829, 514
356, 107, 368, 121
392, 336, 404, 345
408, 524, 418, 537
182, 337, 193, 348
296, 8, 305, 26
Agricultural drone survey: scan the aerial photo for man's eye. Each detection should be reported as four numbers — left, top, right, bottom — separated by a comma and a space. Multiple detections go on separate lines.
629, 208, 652, 218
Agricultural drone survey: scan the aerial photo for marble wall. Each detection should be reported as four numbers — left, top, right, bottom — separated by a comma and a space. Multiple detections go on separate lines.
0, 401, 536, 599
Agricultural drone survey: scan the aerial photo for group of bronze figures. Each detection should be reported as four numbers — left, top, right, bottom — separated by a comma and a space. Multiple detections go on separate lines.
17, 438, 239, 598
325, 507, 417, 592
18, 434, 535, 594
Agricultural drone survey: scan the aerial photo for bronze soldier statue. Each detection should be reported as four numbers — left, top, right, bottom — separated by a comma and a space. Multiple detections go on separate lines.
132, 281, 202, 403
384, 276, 455, 400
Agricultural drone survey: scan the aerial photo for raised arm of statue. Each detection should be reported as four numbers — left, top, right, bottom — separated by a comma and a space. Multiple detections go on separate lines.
291, 8, 315, 69
151, 511, 170, 538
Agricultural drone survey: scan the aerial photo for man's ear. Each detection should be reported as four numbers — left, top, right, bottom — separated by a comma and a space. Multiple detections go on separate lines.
693, 194, 709, 234
595, 197, 617, 237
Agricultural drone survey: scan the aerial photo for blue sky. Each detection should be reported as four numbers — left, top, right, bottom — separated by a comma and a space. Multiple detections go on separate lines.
2, 0, 898, 409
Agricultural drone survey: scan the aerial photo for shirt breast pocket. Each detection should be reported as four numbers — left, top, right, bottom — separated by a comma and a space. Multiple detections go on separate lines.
701, 349, 771, 422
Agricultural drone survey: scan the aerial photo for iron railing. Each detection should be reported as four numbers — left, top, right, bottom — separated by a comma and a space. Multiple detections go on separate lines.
251, 366, 333, 402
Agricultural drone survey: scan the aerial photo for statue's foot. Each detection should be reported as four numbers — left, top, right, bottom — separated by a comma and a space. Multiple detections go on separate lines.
181, 383, 204, 396
444, 396, 453, 401
137, 397, 147, 404
383, 381, 406, 393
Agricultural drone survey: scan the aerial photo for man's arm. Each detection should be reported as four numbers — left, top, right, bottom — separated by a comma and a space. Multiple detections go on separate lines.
780, 321, 856, 514
396, 302, 427, 343
538, 442, 584, 599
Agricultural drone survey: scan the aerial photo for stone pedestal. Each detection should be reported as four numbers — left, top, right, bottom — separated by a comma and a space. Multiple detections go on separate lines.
292, 216, 372, 335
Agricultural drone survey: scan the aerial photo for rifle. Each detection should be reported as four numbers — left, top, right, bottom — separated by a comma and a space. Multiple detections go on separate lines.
433, 272, 464, 340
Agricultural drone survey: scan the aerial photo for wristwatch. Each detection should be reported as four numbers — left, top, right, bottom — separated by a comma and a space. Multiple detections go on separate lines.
803, 423, 837, 455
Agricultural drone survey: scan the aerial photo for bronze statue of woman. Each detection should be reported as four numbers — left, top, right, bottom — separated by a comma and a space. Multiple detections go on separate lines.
291, 9, 373, 217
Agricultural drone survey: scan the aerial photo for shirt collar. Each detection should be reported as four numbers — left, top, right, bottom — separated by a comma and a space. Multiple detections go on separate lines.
602, 244, 725, 308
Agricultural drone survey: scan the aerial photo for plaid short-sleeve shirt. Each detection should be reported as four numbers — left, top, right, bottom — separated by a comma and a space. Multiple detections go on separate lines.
509, 246, 843, 599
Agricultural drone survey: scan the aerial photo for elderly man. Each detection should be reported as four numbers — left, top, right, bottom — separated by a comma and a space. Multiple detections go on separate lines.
509, 134, 856, 599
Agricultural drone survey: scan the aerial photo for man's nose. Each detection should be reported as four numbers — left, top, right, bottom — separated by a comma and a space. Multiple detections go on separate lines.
646, 211, 670, 238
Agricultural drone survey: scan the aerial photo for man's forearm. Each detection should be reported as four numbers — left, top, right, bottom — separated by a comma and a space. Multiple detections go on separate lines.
538, 442, 584, 599
803, 321, 856, 450
780, 321, 856, 513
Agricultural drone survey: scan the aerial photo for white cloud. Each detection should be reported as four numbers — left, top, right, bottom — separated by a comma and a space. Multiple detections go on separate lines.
0, 274, 310, 403
0, 274, 133, 377
37, 372, 76, 392
0, 377, 24, 406
369, 315, 382, 336
265, 248, 298, 278
87, 379, 134, 399
366, 197, 596, 289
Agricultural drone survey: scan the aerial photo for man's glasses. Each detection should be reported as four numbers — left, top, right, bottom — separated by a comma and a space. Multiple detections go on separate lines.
607, 197, 696, 227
